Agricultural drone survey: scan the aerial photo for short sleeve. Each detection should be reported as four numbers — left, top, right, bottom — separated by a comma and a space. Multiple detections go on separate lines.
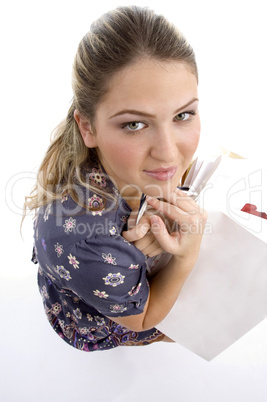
66, 234, 149, 317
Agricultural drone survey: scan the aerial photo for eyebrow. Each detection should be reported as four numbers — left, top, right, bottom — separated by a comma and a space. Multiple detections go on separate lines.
109, 98, 199, 119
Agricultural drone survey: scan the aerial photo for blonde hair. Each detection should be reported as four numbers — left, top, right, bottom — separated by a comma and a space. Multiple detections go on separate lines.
24, 5, 198, 216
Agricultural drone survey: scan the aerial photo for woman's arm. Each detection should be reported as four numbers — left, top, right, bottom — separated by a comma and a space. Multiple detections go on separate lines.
107, 189, 207, 332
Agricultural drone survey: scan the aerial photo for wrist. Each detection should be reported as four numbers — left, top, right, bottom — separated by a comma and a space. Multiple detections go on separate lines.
171, 254, 197, 272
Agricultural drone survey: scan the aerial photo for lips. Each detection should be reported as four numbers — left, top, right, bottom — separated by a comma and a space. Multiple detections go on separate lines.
143, 167, 177, 181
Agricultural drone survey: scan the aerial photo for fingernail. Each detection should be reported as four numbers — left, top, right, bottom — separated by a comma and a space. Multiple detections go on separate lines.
150, 215, 158, 224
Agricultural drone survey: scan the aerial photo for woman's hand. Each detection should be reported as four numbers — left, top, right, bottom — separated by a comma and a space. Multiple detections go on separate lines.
123, 188, 207, 263
145, 189, 207, 265
122, 210, 164, 257
112, 189, 207, 333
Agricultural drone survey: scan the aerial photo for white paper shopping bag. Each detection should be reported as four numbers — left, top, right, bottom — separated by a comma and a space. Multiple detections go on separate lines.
156, 210, 267, 361
155, 154, 267, 360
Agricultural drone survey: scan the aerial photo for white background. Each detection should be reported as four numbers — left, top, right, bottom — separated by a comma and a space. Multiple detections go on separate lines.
1, 1, 267, 401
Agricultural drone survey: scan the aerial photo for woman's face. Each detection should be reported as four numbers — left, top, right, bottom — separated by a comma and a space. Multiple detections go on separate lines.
81, 59, 200, 205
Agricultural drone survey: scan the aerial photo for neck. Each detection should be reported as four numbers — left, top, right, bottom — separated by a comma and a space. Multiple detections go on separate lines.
120, 188, 142, 211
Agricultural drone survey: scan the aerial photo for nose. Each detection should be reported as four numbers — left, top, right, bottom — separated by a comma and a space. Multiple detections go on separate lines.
150, 126, 178, 163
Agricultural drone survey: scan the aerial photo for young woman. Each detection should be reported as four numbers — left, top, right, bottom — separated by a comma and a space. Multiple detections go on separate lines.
25, 6, 207, 351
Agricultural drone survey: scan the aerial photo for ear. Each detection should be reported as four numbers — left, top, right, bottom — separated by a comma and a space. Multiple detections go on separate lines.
74, 110, 98, 148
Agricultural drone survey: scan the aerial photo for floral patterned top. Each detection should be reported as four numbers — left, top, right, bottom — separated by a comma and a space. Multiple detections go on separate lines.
32, 166, 163, 351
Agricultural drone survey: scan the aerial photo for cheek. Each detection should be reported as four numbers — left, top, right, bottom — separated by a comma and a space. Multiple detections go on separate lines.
189, 117, 201, 149
191, 129, 201, 150
100, 139, 139, 168
180, 127, 200, 158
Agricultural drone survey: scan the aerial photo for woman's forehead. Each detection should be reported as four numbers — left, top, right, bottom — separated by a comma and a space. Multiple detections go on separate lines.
96, 59, 198, 116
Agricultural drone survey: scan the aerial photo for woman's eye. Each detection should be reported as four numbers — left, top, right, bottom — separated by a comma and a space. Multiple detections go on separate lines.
174, 110, 196, 121
175, 112, 190, 121
122, 121, 146, 131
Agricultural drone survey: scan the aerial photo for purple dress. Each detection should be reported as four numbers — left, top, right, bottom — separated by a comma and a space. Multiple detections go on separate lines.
32, 166, 163, 351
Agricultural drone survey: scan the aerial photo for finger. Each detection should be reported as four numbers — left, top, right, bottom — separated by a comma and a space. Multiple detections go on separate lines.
146, 193, 204, 221
149, 215, 179, 253
170, 189, 198, 212
127, 210, 139, 230
133, 232, 156, 251
137, 234, 161, 254
122, 221, 150, 243
173, 189, 207, 217
142, 242, 163, 257
127, 206, 153, 230
147, 246, 164, 257
175, 187, 192, 197
145, 196, 193, 223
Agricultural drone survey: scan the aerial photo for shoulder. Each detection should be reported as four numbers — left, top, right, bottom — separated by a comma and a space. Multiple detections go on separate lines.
33, 182, 136, 270
35, 189, 131, 246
